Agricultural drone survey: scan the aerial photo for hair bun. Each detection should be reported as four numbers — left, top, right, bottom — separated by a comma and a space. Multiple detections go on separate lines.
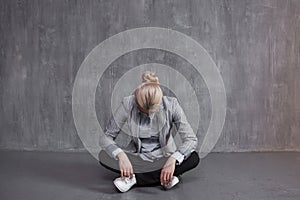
142, 71, 159, 84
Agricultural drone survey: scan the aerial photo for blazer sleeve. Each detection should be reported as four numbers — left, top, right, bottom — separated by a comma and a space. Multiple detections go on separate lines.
99, 97, 129, 160
170, 97, 198, 164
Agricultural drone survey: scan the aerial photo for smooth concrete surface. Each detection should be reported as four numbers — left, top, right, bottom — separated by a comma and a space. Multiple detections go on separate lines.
1, 0, 300, 152
0, 150, 299, 200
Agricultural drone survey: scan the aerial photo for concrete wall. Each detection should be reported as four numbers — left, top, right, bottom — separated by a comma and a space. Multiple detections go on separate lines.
0, 0, 299, 152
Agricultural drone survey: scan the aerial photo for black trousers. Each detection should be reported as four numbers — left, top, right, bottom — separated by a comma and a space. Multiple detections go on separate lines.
98, 150, 200, 186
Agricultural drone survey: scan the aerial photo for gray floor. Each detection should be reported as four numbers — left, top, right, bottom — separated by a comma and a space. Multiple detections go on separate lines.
0, 150, 299, 200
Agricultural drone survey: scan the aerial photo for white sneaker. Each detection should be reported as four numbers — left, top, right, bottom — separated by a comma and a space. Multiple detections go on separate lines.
162, 176, 180, 190
113, 174, 137, 192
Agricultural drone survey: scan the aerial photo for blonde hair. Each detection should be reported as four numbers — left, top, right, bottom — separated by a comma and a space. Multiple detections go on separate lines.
134, 71, 163, 115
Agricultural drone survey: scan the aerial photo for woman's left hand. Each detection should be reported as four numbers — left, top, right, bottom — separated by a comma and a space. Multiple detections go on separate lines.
160, 157, 176, 186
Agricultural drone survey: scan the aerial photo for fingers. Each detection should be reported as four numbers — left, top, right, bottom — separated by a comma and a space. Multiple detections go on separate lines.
119, 156, 134, 179
160, 169, 165, 185
168, 172, 173, 184
164, 173, 170, 185
160, 170, 165, 185
120, 169, 129, 178
130, 168, 133, 179
121, 168, 133, 178
160, 170, 170, 185
126, 168, 132, 177
168, 167, 174, 184
124, 169, 128, 177
120, 169, 124, 178
125, 162, 133, 178
160, 171, 164, 185
161, 167, 176, 186
164, 172, 169, 184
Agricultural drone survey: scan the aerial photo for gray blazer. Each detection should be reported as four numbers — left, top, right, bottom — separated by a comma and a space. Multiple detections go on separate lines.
99, 94, 198, 163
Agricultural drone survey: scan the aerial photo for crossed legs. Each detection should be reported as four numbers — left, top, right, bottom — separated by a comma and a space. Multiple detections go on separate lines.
98, 150, 200, 186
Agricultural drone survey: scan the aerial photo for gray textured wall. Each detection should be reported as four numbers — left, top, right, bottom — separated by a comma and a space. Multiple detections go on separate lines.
0, 0, 299, 152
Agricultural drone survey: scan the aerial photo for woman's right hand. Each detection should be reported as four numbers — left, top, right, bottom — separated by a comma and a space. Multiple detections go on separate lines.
117, 152, 134, 179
